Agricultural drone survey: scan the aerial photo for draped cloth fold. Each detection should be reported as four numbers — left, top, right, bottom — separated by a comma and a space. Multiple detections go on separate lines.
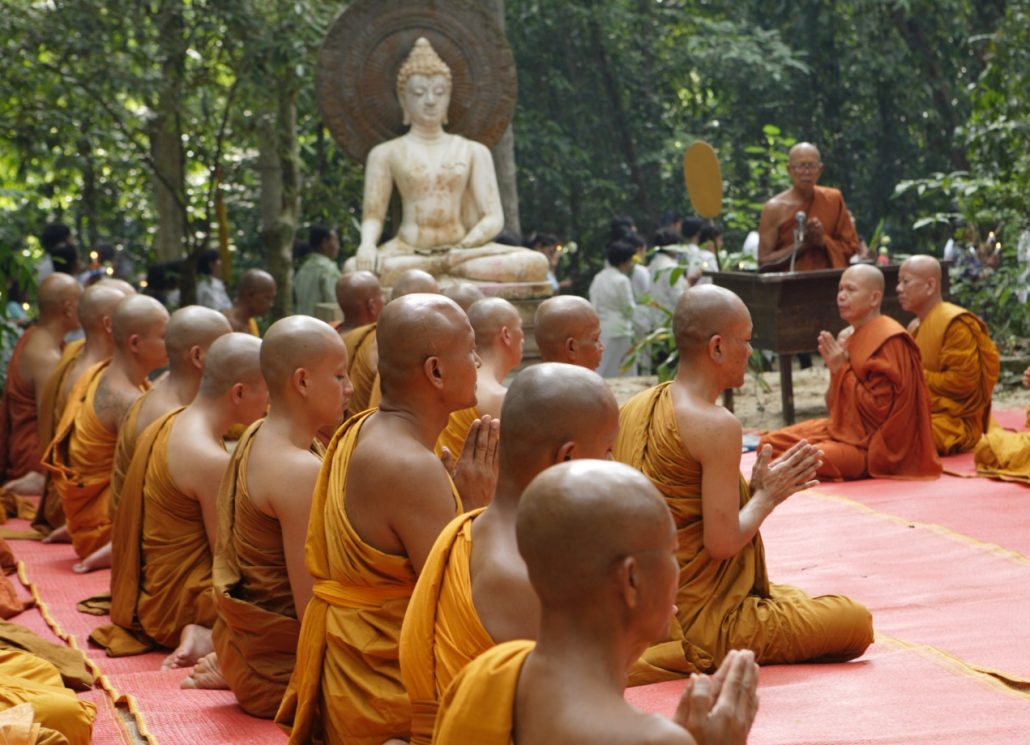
275, 410, 461, 744
433, 407, 479, 462
0, 649, 96, 745
974, 429, 1030, 484
431, 640, 533, 745
912, 302, 999, 454
760, 315, 941, 480
341, 324, 377, 416
0, 328, 43, 485
767, 186, 859, 270
109, 391, 148, 519
616, 383, 873, 675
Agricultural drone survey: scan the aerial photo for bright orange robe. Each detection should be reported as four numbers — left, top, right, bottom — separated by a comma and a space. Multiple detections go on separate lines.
760, 185, 860, 270
0, 649, 96, 745
342, 324, 377, 416
760, 315, 941, 480
973, 431, 1030, 484
433, 406, 479, 461
912, 302, 999, 454
431, 640, 533, 745
399, 509, 492, 745
246, 317, 260, 337
0, 328, 43, 484
616, 383, 873, 675
40, 361, 116, 558
108, 391, 149, 519
275, 411, 461, 744
213, 420, 305, 718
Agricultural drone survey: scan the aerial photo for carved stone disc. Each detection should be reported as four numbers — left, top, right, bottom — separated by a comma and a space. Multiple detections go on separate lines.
317, 0, 518, 163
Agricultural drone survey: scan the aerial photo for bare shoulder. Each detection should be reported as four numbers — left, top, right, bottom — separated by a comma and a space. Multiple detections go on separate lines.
251, 437, 321, 515
93, 372, 142, 432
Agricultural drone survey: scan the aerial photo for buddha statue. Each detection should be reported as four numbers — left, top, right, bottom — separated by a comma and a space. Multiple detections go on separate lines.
350, 38, 549, 288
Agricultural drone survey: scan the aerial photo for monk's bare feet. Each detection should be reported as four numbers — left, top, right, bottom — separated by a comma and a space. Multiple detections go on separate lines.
72, 542, 111, 573
162, 624, 213, 670
2, 471, 45, 496
42, 525, 70, 544
180, 652, 228, 690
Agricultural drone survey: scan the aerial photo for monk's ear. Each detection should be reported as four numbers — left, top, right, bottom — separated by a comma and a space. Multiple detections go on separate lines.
424, 355, 444, 388
229, 382, 245, 404
617, 555, 639, 609
293, 367, 310, 395
565, 337, 577, 360
189, 345, 204, 371
555, 441, 576, 463
102, 316, 114, 337
708, 334, 723, 361
500, 325, 512, 346
127, 333, 142, 354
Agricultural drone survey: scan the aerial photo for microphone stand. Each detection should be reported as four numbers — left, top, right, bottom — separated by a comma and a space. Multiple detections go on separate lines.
789, 223, 801, 272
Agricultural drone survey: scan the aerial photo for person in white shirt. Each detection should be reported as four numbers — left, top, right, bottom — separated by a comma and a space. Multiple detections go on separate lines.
589, 240, 638, 378
195, 249, 232, 311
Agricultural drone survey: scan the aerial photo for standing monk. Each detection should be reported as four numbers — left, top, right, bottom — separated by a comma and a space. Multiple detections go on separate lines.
334, 272, 384, 417
95, 333, 267, 667
533, 295, 604, 370
617, 285, 873, 679
435, 298, 523, 460
401, 363, 623, 745
897, 255, 999, 454
0, 274, 81, 501
275, 294, 498, 745
757, 142, 859, 271
181, 317, 352, 716
223, 269, 276, 337
41, 295, 169, 570
761, 265, 941, 480
432, 460, 759, 745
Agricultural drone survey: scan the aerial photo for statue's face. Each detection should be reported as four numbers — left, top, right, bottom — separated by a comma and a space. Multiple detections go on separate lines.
401, 74, 451, 128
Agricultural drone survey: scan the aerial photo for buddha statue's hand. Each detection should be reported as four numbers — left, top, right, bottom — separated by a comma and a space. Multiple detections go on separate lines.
355, 244, 378, 273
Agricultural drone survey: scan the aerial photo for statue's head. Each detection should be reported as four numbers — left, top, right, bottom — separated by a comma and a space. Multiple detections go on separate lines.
396, 37, 453, 127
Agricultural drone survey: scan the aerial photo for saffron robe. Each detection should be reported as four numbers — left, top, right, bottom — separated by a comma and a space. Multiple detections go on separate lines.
760, 316, 941, 480
431, 640, 533, 745
0, 328, 43, 484
433, 406, 479, 462
40, 361, 116, 558
247, 317, 260, 337
275, 411, 461, 745
0, 649, 96, 745
616, 383, 874, 674
973, 430, 1030, 484
108, 391, 149, 519
212, 420, 305, 719
912, 302, 999, 454
342, 324, 377, 416
761, 186, 859, 271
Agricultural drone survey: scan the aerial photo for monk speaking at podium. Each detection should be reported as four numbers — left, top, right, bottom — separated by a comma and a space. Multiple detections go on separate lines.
758, 142, 860, 271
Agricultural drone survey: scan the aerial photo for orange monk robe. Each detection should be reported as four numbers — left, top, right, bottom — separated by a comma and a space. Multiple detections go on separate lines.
431, 640, 532, 745
31, 339, 84, 533
0, 328, 44, 485
765, 185, 859, 271
760, 316, 941, 480
0, 649, 96, 745
342, 323, 377, 416
40, 361, 118, 558
974, 431, 1030, 484
246, 317, 260, 337
108, 391, 149, 519
912, 302, 999, 454
275, 411, 461, 744
433, 406, 479, 462
616, 383, 873, 676
213, 420, 309, 718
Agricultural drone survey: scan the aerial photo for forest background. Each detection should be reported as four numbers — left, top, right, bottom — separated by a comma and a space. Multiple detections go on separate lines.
1, 0, 1027, 354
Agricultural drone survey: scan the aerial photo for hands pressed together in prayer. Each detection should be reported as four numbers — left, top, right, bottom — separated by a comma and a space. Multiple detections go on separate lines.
749, 440, 822, 509
802, 216, 825, 248
441, 415, 500, 510
818, 329, 850, 373
674, 649, 759, 745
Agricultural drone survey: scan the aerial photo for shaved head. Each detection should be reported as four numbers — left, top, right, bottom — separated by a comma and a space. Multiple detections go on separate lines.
198, 332, 263, 398
901, 255, 941, 283
897, 255, 942, 317
842, 263, 885, 294
517, 460, 673, 608
443, 282, 485, 312
389, 269, 440, 302
376, 294, 472, 395
239, 268, 276, 295
37, 272, 81, 318
534, 296, 601, 365
261, 315, 344, 393
467, 298, 520, 351
789, 142, 821, 162
165, 305, 232, 372
95, 277, 136, 295
78, 284, 128, 331
111, 295, 170, 346
335, 271, 383, 320
673, 285, 750, 357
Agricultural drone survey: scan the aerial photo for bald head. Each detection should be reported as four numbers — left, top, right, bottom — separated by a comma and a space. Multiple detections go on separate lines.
377, 294, 472, 396
442, 282, 485, 312
517, 460, 672, 608
672, 285, 750, 358
239, 268, 275, 296
467, 298, 520, 351
842, 263, 885, 294
197, 332, 263, 398
78, 284, 128, 332
897, 255, 942, 317
37, 272, 81, 319
335, 271, 384, 324
534, 296, 601, 367
901, 255, 941, 284
95, 277, 136, 295
165, 305, 232, 373
838, 264, 884, 326
789, 142, 821, 162
111, 295, 169, 346
261, 315, 343, 393
389, 269, 440, 302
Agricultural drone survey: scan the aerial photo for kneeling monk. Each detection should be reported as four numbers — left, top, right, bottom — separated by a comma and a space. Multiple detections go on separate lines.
616, 285, 874, 677
760, 264, 941, 480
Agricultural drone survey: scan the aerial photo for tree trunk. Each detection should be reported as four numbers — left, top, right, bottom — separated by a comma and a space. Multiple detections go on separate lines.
77, 135, 99, 249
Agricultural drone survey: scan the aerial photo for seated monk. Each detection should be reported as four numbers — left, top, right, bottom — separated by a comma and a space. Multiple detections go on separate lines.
0, 274, 81, 503
223, 269, 276, 336
432, 460, 758, 745
351, 37, 548, 287
435, 297, 522, 460
616, 285, 874, 678
95, 333, 267, 667
973, 366, 1030, 482
275, 294, 498, 745
896, 255, 999, 454
33, 281, 133, 536
181, 317, 352, 716
41, 295, 169, 570
441, 282, 485, 312
334, 272, 384, 418
402, 363, 633, 744
760, 265, 941, 480
757, 142, 860, 271
533, 295, 604, 370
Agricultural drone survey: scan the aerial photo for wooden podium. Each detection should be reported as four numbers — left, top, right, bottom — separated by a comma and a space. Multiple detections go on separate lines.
707, 265, 949, 424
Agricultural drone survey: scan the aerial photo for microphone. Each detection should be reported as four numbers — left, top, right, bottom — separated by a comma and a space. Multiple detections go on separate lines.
796, 211, 806, 244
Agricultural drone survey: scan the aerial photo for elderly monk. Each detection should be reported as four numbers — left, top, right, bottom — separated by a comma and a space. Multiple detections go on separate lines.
533, 295, 604, 370
96, 333, 267, 668
432, 460, 759, 745
275, 294, 498, 745
435, 298, 522, 461
180, 317, 352, 716
0, 274, 81, 501
896, 255, 999, 454
402, 363, 623, 744
441, 282, 485, 312
41, 296, 169, 570
760, 265, 941, 480
33, 282, 132, 535
616, 285, 873, 678
335, 271, 384, 335
757, 142, 860, 271
224, 269, 276, 337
